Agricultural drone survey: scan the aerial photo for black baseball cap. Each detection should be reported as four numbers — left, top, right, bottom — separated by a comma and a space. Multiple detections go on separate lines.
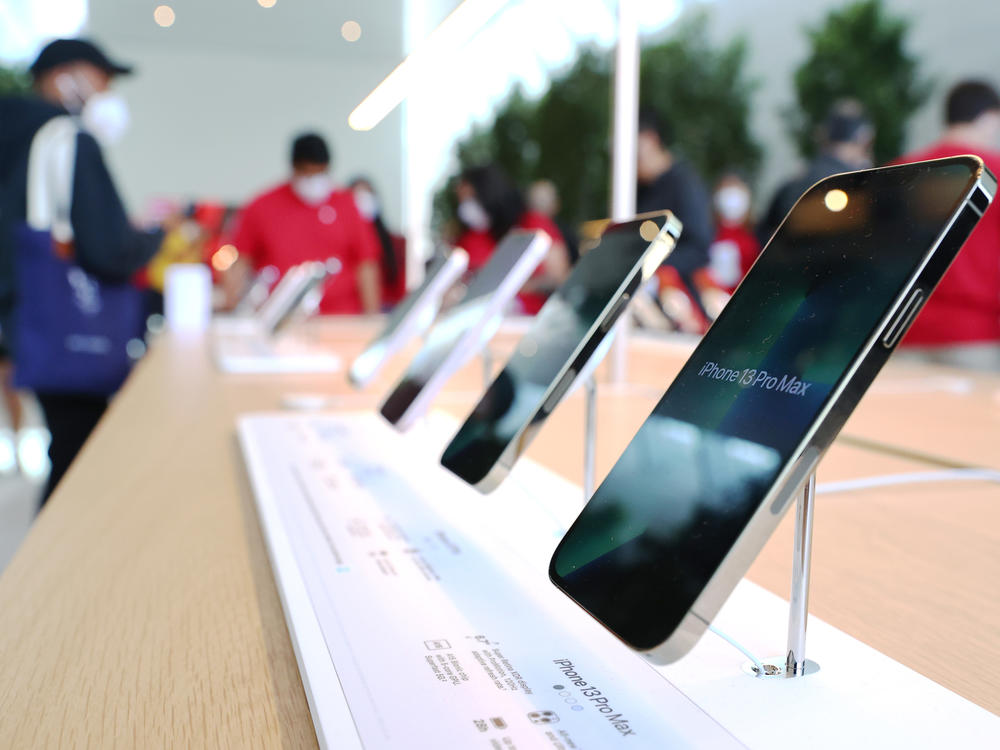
29, 38, 133, 79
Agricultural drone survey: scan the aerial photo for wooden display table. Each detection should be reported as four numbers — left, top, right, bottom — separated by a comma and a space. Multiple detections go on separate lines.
0, 319, 996, 747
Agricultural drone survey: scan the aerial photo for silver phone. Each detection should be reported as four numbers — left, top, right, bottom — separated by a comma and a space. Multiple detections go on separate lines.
441, 212, 682, 492
379, 230, 550, 431
549, 156, 996, 663
349, 249, 469, 389
263, 260, 332, 336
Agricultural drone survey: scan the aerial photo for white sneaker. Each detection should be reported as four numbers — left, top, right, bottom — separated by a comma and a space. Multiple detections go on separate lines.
16, 428, 51, 481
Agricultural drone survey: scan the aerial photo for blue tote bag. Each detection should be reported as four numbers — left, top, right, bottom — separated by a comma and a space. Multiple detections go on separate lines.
12, 116, 143, 395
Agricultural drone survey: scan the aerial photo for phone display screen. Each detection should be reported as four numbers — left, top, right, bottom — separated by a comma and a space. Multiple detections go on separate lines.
442, 214, 677, 487
351, 253, 461, 385
550, 158, 982, 651
380, 232, 544, 424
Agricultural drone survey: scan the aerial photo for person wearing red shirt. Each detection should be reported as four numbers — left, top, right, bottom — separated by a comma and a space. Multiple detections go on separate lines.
706, 172, 761, 294
452, 164, 569, 315
349, 176, 407, 308
227, 133, 381, 314
894, 81, 1000, 370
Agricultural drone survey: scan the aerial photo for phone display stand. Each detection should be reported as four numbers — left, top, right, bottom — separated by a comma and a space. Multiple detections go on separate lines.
744, 471, 821, 679
580, 365, 820, 678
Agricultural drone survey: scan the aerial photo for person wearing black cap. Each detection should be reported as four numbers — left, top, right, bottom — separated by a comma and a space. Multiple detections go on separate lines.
757, 99, 874, 245
0, 38, 163, 507
635, 108, 715, 324
636, 108, 714, 283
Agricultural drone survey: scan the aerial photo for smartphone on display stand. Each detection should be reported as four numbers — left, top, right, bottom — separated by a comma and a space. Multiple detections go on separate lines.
549, 156, 995, 663
263, 259, 337, 337
233, 265, 280, 315
379, 230, 551, 431
349, 249, 469, 389
441, 211, 682, 493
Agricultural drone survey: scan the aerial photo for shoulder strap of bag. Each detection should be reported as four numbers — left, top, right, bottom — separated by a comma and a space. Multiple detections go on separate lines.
25, 115, 78, 244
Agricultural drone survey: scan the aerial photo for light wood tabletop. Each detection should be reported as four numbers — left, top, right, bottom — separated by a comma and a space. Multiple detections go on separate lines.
0, 319, 997, 748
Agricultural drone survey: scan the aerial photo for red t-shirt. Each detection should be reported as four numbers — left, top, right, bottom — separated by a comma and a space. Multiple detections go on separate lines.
708, 224, 761, 293
892, 143, 1000, 345
454, 210, 566, 314
232, 183, 380, 314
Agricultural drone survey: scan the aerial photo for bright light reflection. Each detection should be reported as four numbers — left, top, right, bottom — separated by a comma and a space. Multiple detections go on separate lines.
153, 5, 175, 28
0, 0, 88, 64
824, 189, 849, 212
341, 20, 362, 42
212, 244, 239, 272
258, 0, 277, 7
349, 0, 510, 131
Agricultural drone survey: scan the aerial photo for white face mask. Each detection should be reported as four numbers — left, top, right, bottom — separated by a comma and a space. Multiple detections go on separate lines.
54, 73, 130, 145
457, 198, 490, 231
714, 186, 751, 224
292, 173, 334, 205
81, 91, 130, 146
353, 189, 378, 220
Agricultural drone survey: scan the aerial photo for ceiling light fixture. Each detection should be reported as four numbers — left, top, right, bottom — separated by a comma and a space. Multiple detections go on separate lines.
153, 5, 175, 28
341, 20, 361, 42
348, 0, 510, 131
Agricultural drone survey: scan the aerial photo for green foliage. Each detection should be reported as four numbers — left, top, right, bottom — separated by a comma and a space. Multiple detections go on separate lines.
790, 0, 931, 164
0, 64, 31, 96
438, 13, 759, 229
639, 15, 761, 190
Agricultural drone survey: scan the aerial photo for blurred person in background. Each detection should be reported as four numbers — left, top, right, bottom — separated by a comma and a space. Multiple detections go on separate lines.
758, 99, 874, 244
349, 176, 406, 308
526, 179, 580, 265
453, 164, 569, 314
225, 133, 381, 314
144, 202, 228, 316
636, 109, 714, 288
0, 39, 163, 505
894, 80, 1000, 369
707, 171, 761, 294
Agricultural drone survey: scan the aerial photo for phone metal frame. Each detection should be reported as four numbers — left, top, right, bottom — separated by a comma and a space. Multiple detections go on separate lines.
380, 230, 551, 432
551, 156, 996, 664
264, 261, 330, 336
348, 249, 469, 389
448, 212, 683, 493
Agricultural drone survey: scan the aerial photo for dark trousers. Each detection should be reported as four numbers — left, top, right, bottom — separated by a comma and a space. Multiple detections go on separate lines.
36, 392, 107, 508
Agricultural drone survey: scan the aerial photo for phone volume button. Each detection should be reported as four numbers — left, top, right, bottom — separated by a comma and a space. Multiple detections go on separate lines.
881, 289, 925, 349
542, 368, 577, 414
601, 293, 632, 332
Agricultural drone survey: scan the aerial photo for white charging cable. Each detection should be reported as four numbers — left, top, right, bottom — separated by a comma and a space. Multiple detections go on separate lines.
708, 623, 764, 674
817, 468, 1000, 495
707, 467, 1000, 671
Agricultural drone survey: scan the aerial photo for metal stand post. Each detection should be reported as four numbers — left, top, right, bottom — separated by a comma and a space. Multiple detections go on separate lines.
746, 471, 821, 678
583, 376, 597, 502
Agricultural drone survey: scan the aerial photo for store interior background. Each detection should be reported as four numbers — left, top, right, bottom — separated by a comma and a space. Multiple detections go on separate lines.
1, 0, 998, 570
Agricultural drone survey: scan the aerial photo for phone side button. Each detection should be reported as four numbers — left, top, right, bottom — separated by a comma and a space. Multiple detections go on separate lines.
542, 368, 577, 414
600, 293, 632, 332
881, 289, 925, 349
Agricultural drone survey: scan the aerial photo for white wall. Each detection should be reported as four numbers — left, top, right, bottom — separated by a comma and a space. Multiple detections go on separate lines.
102, 46, 404, 222
86, 0, 406, 227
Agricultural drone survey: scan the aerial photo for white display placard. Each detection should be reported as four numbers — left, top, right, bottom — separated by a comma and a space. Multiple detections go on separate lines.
214, 335, 341, 374
239, 412, 743, 749
240, 412, 1000, 750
